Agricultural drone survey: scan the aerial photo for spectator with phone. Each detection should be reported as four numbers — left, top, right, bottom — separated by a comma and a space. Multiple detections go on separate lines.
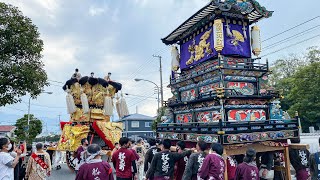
0, 137, 22, 180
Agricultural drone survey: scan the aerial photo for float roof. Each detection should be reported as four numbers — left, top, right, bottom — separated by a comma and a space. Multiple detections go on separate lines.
162, 0, 273, 45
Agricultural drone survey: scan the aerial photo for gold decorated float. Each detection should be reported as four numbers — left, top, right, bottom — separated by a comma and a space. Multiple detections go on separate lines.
57, 71, 128, 170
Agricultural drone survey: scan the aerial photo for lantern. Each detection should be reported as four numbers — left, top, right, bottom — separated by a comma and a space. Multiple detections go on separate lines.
251, 25, 261, 56
213, 19, 224, 52
171, 45, 180, 71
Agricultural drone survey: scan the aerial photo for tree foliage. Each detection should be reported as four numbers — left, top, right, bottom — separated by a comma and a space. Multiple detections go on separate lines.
14, 114, 42, 143
35, 135, 60, 143
0, 2, 48, 106
287, 62, 320, 127
270, 47, 320, 131
152, 107, 166, 131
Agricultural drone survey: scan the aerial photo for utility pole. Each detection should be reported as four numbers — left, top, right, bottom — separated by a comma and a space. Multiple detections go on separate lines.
153, 55, 164, 107
58, 114, 61, 132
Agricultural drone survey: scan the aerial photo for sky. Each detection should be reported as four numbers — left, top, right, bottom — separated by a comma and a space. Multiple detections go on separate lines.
0, 0, 320, 134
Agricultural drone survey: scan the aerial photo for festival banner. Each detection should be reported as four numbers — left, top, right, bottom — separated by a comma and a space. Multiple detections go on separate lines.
221, 23, 251, 58
180, 26, 217, 70
180, 23, 251, 70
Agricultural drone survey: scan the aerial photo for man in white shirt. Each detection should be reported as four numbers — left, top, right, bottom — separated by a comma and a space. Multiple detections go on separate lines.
0, 137, 22, 180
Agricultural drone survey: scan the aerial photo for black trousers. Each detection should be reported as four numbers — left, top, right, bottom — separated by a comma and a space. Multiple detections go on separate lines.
116, 177, 131, 180
47, 150, 54, 165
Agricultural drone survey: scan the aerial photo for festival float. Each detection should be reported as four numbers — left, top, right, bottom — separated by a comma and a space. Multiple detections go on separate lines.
57, 72, 126, 170
157, 0, 301, 178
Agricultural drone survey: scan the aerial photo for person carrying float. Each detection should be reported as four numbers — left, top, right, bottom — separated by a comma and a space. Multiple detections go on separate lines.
235, 148, 259, 180
309, 137, 320, 180
75, 144, 114, 180
112, 137, 137, 180
144, 138, 161, 175
289, 139, 310, 180
182, 140, 207, 180
198, 143, 225, 180
174, 141, 189, 180
75, 138, 89, 174
145, 139, 192, 180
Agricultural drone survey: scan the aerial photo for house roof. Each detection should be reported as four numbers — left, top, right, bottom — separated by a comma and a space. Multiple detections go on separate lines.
0, 125, 16, 132
162, 0, 273, 45
117, 113, 155, 122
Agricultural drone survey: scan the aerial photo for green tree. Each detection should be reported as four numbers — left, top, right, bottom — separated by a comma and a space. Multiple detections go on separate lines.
268, 55, 304, 111
35, 135, 60, 143
152, 107, 166, 131
305, 46, 320, 63
15, 114, 42, 143
0, 2, 48, 106
287, 62, 320, 130
270, 47, 320, 131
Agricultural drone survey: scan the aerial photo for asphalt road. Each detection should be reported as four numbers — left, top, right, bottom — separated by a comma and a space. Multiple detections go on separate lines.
48, 163, 117, 180
48, 164, 75, 180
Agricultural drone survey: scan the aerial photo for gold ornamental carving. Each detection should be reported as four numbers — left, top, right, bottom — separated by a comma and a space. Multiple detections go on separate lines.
186, 29, 213, 65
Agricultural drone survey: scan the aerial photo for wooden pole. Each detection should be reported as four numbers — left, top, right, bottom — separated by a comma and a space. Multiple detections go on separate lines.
284, 146, 291, 180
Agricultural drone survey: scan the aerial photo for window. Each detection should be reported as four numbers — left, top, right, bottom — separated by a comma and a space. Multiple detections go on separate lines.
131, 121, 139, 128
145, 122, 151, 127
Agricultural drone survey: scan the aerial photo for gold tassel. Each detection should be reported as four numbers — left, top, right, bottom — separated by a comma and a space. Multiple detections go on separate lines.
66, 89, 76, 114
80, 88, 89, 114
103, 90, 113, 116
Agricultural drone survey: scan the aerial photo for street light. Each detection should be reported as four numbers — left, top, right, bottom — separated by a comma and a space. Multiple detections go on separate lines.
27, 91, 53, 139
134, 78, 160, 110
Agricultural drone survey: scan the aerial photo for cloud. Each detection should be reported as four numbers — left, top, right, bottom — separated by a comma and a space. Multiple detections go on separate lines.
133, 0, 149, 7
2, 0, 60, 26
111, 8, 120, 23
88, 5, 107, 16
2, 0, 320, 131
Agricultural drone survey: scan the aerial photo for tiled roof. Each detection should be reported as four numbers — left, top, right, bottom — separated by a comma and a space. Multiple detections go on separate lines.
162, 0, 273, 45
0, 125, 16, 132
117, 113, 155, 121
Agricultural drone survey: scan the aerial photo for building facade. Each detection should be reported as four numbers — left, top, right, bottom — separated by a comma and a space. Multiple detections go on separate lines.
117, 113, 155, 140
0, 125, 16, 138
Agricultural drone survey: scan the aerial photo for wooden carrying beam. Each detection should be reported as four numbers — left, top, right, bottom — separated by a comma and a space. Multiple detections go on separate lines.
224, 143, 285, 156
223, 143, 292, 180
288, 143, 309, 150
284, 147, 291, 180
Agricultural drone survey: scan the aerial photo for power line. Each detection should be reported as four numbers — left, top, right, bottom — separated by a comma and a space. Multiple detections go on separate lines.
121, 47, 167, 84
43, 47, 170, 111
126, 92, 156, 105
126, 79, 171, 106
21, 101, 66, 109
261, 34, 320, 58
125, 93, 158, 100
48, 80, 64, 84
263, 16, 320, 42
263, 25, 320, 50
2, 107, 25, 112
128, 96, 156, 108
49, 83, 62, 87
121, 46, 170, 91
46, 45, 170, 90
